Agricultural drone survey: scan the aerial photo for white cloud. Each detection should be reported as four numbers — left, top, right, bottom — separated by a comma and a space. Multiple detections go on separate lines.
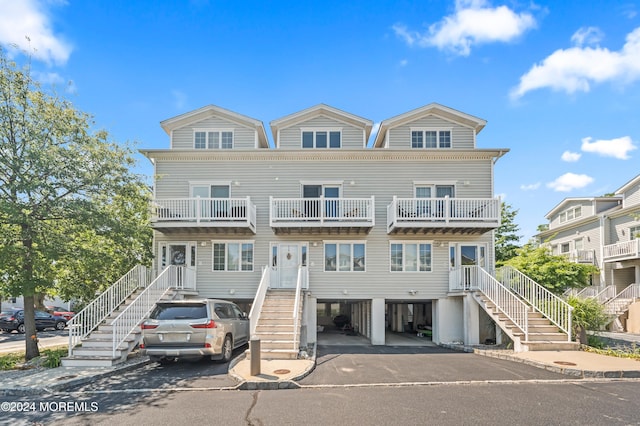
399, 59, 408, 67
547, 173, 594, 192
561, 151, 581, 162
511, 27, 640, 98
520, 182, 540, 191
393, 0, 536, 56
570, 27, 604, 47
0, 0, 71, 65
581, 136, 637, 160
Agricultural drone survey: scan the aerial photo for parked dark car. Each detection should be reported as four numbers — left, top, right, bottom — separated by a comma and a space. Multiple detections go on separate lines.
0, 309, 67, 333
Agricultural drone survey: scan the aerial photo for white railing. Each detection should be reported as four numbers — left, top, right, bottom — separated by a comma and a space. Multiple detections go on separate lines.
603, 239, 640, 261
576, 285, 600, 299
593, 285, 617, 303
111, 265, 194, 358
292, 266, 307, 352
67, 265, 151, 356
249, 266, 271, 337
561, 250, 595, 264
464, 266, 530, 341
270, 196, 374, 226
152, 197, 256, 231
604, 283, 640, 315
387, 196, 500, 231
498, 266, 573, 341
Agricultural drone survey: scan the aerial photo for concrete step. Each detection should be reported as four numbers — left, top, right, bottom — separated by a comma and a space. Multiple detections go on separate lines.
70, 346, 125, 358
526, 332, 570, 342
61, 356, 120, 367
522, 341, 580, 351
246, 348, 298, 360
80, 334, 137, 348
258, 340, 297, 350
257, 317, 295, 325
256, 324, 296, 333
254, 331, 295, 341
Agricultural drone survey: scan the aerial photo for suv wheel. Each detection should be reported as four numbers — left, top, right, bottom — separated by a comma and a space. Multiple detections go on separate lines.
219, 335, 232, 363
17, 323, 26, 334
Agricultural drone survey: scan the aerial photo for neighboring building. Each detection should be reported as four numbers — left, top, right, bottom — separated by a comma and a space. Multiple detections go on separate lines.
140, 102, 507, 348
536, 174, 640, 299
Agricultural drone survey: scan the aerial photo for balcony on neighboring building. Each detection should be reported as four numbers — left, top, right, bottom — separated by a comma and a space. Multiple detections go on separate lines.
270, 196, 375, 234
603, 239, 640, 263
151, 197, 256, 234
387, 196, 500, 235
560, 250, 596, 264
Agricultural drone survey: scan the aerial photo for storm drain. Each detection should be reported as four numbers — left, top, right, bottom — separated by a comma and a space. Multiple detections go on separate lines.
273, 369, 291, 375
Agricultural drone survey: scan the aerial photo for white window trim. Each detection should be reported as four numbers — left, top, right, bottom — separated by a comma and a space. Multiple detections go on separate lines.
212, 240, 255, 272
300, 182, 343, 198
410, 127, 453, 149
189, 181, 232, 197
558, 206, 582, 224
193, 128, 235, 149
300, 127, 343, 149
413, 183, 457, 197
389, 241, 433, 273
323, 241, 366, 272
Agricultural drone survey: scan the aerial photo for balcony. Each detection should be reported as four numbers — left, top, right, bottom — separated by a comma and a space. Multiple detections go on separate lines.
560, 250, 596, 264
387, 197, 500, 235
270, 196, 374, 234
151, 197, 256, 234
603, 239, 640, 263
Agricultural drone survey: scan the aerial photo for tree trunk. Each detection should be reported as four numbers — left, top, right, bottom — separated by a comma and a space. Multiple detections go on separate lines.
21, 227, 40, 360
34, 293, 46, 311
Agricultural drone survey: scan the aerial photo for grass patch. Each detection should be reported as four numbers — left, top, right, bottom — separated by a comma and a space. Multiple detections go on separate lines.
582, 341, 640, 361
0, 346, 68, 370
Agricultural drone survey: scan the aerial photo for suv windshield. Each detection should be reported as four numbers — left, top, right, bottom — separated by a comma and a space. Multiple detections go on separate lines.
150, 304, 208, 320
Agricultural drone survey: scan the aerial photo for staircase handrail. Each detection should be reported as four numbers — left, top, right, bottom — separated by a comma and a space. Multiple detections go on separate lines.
292, 266, 307, 352
249, 266, 270, 337
576, 285, 600, 299
498, 266, 572, 341
593, 285, 617, 303
110, 265, 186, 358
67, 265, 151, 356
474, 266, 530, 341
604, 283, 640, 315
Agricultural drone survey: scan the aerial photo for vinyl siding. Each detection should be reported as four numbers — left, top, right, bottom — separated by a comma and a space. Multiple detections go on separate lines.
608, 213, 640, 244
387, 116, 474, 149
549, 200, 593, 230
153, 154, 495, 301
171, 116, 257, 150
544, 219, 601, 265
277, 116, 365, 149
623, 183, 640, 208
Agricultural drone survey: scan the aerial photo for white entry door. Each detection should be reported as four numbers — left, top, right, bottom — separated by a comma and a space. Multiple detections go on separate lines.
159, 242, 196, 288
450, 243, 485, 289
270, 243, 307, 288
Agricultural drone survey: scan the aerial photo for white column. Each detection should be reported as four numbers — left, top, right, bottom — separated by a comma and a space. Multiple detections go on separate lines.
371, 298, 385, 345
463, 295, 480, 346
635, 266, 640, 284
306, 296, 317, 344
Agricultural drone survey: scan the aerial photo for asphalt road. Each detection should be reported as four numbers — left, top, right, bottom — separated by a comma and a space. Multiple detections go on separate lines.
0, 328, 68, 354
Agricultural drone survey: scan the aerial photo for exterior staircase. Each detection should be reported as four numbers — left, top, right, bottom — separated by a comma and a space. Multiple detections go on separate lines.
603, 284, 640, 331
473, 292, 578, 351
251, 289, 302, 360
62, 265, 196, 367
453, 265, 578, 352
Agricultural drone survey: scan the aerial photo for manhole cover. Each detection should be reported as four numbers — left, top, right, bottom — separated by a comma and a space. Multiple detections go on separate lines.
56, 375, 78, 381
273, 369, 290, 375
553, 361, 577, 366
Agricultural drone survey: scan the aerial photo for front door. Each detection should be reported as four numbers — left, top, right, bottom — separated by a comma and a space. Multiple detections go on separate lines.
271, 243, 307, 288
159, 242, 197, 288
450, 244, 486, 289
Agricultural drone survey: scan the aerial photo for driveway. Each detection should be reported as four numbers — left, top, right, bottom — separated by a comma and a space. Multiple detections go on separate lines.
299, 344, 568, 386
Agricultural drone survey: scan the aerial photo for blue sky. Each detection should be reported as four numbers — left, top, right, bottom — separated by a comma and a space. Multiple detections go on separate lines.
1, 0, 639, 242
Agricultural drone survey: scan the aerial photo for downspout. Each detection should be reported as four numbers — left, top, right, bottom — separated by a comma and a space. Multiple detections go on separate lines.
599, 215, 607, 286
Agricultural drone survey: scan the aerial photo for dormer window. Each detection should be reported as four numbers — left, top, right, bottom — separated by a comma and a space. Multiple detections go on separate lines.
559, 206, 582, 223
194, 129, 233, 149
302, 129, 341, 149
411, 129, 451, 149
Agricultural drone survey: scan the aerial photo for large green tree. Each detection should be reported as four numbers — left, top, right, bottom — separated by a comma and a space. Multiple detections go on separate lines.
504, 243, 599, 294
495, 202, 521, 265
0, 48, 152, 359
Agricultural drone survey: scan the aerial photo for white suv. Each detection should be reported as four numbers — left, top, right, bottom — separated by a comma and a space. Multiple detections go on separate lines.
141, 299, 249, 363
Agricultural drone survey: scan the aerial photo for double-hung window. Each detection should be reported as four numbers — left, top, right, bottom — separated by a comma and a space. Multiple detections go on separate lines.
302, 129, 341, 149
410, 129, 452, 149
630, 225, 640, 240
324, 242, 365, 272
194, 129, 233, 149
390, 242, 432, 272
213, 241, 253, 271
559, 206, 582, 223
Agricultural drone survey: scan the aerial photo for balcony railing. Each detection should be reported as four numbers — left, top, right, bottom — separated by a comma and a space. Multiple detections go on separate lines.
387, 197, 500, 233
560, 249, 596, 264
270, 196, 375, 228
603, 239, 640, 262
151, 197, 256, 232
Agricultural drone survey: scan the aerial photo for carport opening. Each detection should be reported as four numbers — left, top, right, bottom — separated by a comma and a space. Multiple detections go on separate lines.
386, 301, 433, 340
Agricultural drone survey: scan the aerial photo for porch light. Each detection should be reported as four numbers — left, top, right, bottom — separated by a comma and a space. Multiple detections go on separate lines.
201, 241, 207, 246
342, 289, 348, 295
229, 289, 236, 295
